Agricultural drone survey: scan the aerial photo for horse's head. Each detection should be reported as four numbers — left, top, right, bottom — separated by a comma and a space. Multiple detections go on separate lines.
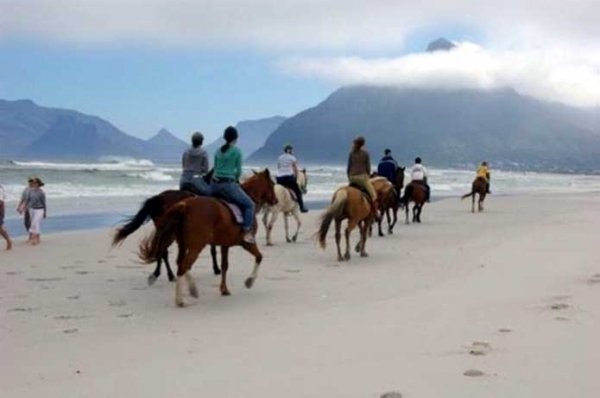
395, 167, 406, 190
243, 169, 278, 207
297, 168, 308, 194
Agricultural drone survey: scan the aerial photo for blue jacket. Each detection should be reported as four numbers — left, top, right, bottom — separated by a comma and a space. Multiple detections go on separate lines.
377, 155, 398, 183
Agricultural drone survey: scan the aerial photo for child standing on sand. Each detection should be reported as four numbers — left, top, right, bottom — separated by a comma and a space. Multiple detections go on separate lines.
0, 183, 12, 250
19, 177, 46, 246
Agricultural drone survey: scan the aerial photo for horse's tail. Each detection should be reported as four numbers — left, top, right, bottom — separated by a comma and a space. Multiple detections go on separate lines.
461, 191, 474, 200
318, 189, 347, 249
138, 202, 186, 264
112, 195, 163, 247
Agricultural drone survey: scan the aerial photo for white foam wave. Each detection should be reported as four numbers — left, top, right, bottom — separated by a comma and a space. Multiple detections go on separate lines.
126, 171, 174, 182
11, 159, 157, 171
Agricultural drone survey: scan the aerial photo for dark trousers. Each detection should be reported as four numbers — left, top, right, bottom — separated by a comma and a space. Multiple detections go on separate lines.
276, 175, 306, 209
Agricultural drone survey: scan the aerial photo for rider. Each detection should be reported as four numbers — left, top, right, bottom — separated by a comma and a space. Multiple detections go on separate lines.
405, 157, 431, 202
211, 126, 256, 244
476, 161, 491, 193
377, 148, 398, 185
179, 131, 211, 196
276, 144, 308, 213
347, 136, 377, 214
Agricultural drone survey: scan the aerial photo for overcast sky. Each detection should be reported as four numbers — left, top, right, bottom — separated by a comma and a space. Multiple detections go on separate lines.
1, 0, 598, 140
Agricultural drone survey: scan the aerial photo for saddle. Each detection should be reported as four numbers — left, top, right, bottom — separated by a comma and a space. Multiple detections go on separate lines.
348, 183, 373, 201
180, 184, 244, 225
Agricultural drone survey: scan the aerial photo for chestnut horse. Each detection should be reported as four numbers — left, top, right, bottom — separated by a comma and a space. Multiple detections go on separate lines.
112, 189, 220, 284
370, 166, 405, 236
462, 176, 487, 212
317, 186, 375, 261
138, 169, 277, 307
401, 182, 427, 224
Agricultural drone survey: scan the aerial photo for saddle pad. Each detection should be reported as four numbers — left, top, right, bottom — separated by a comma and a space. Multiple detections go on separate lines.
218, 200, 244, 224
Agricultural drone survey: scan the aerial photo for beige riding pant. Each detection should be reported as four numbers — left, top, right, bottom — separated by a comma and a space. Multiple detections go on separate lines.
348, 174, 377, 201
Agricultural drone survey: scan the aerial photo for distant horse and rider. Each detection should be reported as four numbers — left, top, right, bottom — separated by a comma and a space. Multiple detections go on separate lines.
462, 161, 491, 212
400, 157, 431, 224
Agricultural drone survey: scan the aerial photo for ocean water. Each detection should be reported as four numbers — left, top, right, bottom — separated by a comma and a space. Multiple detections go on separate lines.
2, 158, 600, 233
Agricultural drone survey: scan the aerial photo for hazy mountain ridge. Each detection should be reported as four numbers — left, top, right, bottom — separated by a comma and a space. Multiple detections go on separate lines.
248, 86, 600, 173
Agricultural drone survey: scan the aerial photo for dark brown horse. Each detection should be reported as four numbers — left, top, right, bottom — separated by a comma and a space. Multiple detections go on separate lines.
401, 182, 427, 224
318, 186, 375, 261
462, 176, 487, 212
113, 190, 220, 284
138, 169, 277, 307
370, 167, 405, 235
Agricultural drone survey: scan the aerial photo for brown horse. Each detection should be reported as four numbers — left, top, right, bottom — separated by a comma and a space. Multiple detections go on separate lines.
370, 177, 398, 236
401, 182, 427, 224
317, 186, 374, 261
462, 176, 487, 212
138, 169, 277, 307
113, 189, 221, 284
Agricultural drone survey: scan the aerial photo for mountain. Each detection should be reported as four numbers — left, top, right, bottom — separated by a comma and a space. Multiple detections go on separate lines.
144, 128, 188, 163
248, 86, 600, 173
205, 116, 287, 160
426, 37, 456, 52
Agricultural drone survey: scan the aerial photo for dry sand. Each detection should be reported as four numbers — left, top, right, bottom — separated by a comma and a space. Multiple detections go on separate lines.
1, 193, 599, 397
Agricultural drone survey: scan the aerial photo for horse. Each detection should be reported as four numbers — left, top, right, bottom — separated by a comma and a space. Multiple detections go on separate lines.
401, 182, 427, 224
370, 177, 398, 236
262, 169, 308, 245
138, 169, 277, 307
462, 176, 487, 212
112, 189, 221, 285
317, 186, 375, 261
370, 167, 405, 235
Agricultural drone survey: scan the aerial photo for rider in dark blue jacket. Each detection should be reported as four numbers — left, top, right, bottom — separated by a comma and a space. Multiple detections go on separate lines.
377, 149, 398, 184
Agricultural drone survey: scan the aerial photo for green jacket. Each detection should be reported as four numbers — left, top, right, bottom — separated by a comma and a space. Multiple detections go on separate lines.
214, 146, 243, 180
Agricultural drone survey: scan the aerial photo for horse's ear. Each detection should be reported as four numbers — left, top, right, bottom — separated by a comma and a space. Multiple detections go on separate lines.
252, 170, 257, 175
264, 168, 271, 178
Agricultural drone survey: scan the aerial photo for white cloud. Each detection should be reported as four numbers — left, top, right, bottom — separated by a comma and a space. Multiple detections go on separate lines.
0, 0, 599, 50
280, 42, 600, 108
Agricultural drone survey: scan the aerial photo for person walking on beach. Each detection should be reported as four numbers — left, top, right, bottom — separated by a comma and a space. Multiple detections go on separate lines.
211, 126, 256, 244
17, 177, 34, 233
180, 131, 211, 196
377, 148, 399, 185
476, 161, 491, 194
18, 177, 46, 245
347, 136, 377, 215
0, 183, 12, 250
276, 144, 308, 213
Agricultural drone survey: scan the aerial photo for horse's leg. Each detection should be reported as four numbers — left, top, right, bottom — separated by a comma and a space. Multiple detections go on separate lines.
148, 256, 162, 286
291, 208, 301, 242
412, 204, 417, 223
405, 201, 410, 224
355, 221, 364, 253
164, 251, 176, 282
417, 204, 423, 223
378, 209, 384, 237
284, 212, 291, 243
359, 221, 369, 257
219, 246, 231, 296
479, 193, 485, 212
266, 209, 279, 246
185, 271, 199, 299
175, 245, 204, 307
344, 220, 358, 261
210, 244, 221, 275
240, 243, 263, 289
472, 193, 475, 213
390, 207, 397, 234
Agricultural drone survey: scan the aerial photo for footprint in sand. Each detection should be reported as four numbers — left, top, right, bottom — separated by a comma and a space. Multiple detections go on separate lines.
498, 328, 512, 333
75, 271, 92, 275
109, 299, 126, 307
27, 277, 65, 282
8, 307, 39, 312
463, 369, 486, 377
555, 316, 570, 321
380, 392, 402, 398
67, 295, 80, 300
63, 328, 79, 334
54, 315, 88, 321
587, 274, 600, 285
465, 341, 492, 357
5, 271, 23, 276
550, 303, 570, 311
117, 313, 133, 318
98, 260, 107, 264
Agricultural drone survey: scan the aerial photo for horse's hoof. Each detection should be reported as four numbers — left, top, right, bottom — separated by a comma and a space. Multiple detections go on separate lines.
378, 232, 384, 237
168, 275, 176, 282
292, 235, 298, 242
360, 252, 369, 258
147, 274, 158, 286
220, 289, 231, 296
213, 268, 221, 276
189, 285, 199, 298
244, 277, 255, 289
344, 253, 351, 261
176, 300, 186, 308
266, 242, 274, 247
286, 238, 292, 243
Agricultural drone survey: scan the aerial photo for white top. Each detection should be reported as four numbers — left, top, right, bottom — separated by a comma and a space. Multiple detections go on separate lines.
0, 184, 5, 201
410, 164, 428, 181
277, 153, 297, 177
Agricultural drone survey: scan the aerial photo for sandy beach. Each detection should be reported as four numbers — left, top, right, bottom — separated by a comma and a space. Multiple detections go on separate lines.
1, 193, 599, 397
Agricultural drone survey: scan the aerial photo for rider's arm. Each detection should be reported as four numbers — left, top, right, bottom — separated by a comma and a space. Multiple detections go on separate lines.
365, 151, 371, 175
292, 160, 299, 179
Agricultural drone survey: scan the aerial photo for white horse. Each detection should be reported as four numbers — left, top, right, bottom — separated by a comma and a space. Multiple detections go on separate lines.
262, 170, 308, 246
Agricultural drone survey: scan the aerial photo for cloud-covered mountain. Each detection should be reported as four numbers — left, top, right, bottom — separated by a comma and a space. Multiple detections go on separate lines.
248, 86, 600, 173
0, 99, 186, 162
204, 116, 287, 160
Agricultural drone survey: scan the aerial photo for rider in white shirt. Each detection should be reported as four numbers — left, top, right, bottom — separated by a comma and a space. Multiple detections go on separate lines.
276, 144, 308, 213
405, 157, 431, 202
